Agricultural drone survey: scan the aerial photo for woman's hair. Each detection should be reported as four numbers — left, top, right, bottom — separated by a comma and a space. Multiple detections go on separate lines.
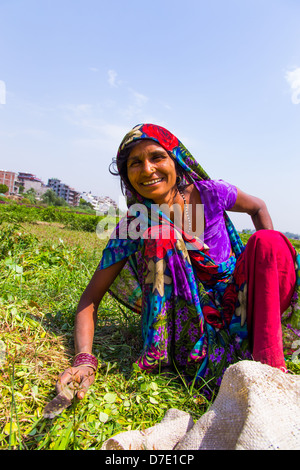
109, 142, 137, 195
109, 140, 187, 196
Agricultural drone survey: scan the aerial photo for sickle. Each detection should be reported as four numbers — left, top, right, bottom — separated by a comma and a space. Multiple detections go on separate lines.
43, 383, 77, 419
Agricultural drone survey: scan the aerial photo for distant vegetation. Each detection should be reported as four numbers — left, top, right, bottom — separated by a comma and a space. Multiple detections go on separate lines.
0, 184, 9, 194
240, 228, 300, 241
284, 232, 300, 240
0, 193, 115, 233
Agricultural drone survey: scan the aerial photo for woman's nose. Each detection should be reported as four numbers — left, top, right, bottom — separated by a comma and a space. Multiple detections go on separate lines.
141, 159, 155, 174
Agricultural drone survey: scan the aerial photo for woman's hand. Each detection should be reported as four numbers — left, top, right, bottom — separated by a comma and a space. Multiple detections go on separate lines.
56, 366, 96, 400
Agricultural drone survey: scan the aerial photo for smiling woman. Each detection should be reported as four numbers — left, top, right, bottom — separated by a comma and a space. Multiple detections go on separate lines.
126, 141, 178, 205
56, 123, 300, 401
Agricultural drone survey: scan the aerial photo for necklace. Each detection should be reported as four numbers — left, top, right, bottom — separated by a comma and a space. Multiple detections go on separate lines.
179, 188, 192, 233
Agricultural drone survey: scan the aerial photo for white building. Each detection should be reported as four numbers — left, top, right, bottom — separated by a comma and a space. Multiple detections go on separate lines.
80, 191, 117, 214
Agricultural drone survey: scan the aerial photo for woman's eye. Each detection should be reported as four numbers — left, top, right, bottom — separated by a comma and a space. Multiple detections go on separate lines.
152, 155, 164, 162
128, 160, 140, 167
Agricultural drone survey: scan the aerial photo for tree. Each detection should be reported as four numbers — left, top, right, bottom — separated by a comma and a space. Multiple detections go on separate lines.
79, 198, 94, 211
25, 188, 37, 204
41, 189, 68, 207
0, 184, 9, 194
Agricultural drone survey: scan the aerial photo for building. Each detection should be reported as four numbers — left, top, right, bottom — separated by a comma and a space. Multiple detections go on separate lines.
17, 172, 47, 197
80, 191, 118, 213
0, 170, 18, 193
47, 178, 80, 206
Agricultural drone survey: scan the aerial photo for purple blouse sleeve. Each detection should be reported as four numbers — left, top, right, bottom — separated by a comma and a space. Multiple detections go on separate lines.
214, 180, 238, 211
193, 179, 238, 263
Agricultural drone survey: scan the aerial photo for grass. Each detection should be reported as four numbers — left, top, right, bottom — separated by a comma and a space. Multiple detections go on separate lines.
0, 221, 210, 450
0, 220, 299, 450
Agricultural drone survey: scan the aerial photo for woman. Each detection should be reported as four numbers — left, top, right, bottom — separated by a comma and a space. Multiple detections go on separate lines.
57, 123, 299, 399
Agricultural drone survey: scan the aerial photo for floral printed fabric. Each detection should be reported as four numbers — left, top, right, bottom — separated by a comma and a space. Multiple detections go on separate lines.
99, 213, 250, 395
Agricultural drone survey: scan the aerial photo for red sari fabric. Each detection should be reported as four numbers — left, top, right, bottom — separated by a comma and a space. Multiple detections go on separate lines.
234, 230, 296, 370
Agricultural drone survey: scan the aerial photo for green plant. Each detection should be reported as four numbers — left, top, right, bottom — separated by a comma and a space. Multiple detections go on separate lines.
0, 200, 106, 232
0, 184, 9, 194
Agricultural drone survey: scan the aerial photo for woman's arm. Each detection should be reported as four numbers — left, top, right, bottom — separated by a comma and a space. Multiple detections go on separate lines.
230, 187, 274, 231
57, 258, 127, 399
74, 259, 127, 354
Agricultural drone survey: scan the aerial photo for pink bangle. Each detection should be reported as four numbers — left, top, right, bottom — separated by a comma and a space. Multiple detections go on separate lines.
73, 352, 98, 371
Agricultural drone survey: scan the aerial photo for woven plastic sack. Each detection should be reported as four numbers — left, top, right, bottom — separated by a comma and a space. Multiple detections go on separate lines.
101, 361, 300, 450
101, 408, 194, 450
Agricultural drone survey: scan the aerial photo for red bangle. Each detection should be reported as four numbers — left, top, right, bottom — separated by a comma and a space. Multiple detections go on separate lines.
73, 352, 98, 371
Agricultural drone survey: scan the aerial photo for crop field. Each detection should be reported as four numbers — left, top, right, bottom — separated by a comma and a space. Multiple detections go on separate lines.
0, 202, 299, 450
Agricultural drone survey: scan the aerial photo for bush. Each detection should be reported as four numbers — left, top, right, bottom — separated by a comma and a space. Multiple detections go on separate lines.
64, 212, 101, 232
0, 201, 106, 233
41, 189, 68, 207
0, 184, 9, 194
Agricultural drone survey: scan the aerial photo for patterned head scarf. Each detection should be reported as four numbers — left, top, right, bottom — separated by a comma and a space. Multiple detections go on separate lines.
116, 123, 210, 207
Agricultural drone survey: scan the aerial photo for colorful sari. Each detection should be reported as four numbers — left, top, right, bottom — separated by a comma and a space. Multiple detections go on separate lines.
98, 123, 299, 394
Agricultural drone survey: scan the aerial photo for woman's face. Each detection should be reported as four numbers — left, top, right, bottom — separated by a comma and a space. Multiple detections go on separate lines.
126, 140, 177, 205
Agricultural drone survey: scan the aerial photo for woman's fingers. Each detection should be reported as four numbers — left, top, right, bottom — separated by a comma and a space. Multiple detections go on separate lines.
76, 367, 95, 399
55, 366, 95, 399
55, 368, 74, 394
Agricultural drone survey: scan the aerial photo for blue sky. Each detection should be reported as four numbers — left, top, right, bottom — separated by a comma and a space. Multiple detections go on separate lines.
0, 0, 300, 233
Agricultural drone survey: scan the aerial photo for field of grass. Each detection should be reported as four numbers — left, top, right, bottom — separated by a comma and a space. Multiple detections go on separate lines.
0, 220, 211, 450
0, 211, 299, 450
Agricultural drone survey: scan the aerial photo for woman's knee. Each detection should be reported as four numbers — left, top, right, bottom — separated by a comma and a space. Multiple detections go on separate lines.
247, 229, 296, 264
248, 229, 291, 251
249, 229, 278, 243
